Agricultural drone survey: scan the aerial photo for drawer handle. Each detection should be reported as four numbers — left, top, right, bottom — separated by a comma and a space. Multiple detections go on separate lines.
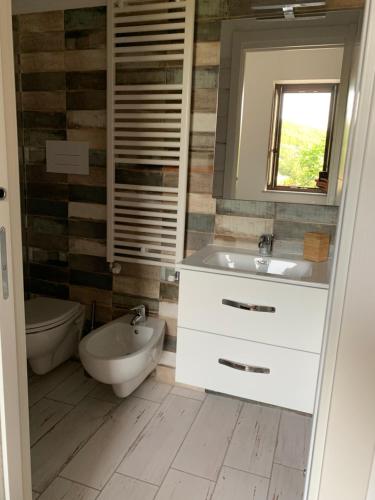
222, 299, 275, 313
218, 358, 270, 374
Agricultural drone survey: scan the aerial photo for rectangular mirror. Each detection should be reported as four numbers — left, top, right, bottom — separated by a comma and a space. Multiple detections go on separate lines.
213, 11, 362, 205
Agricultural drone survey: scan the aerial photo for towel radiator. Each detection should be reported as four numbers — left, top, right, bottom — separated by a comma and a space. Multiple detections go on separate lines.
107, 0, 195, 267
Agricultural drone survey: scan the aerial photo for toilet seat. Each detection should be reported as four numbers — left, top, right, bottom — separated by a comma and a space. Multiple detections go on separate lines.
25, 297, 82, 334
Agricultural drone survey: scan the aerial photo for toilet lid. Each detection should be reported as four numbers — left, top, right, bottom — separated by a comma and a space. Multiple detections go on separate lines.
25, 297, 81, 333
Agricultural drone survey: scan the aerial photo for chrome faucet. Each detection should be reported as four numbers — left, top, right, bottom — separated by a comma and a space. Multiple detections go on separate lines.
258, 234, 274, 257
130, 305, 146, 326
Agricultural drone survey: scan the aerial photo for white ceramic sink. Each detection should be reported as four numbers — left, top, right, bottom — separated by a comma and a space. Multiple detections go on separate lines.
203, 251, 313, 280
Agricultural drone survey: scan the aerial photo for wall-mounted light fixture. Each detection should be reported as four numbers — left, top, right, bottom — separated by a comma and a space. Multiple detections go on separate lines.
252, 0, 326, 20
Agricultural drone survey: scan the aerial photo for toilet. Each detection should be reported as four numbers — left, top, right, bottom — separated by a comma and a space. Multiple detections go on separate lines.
25, 297, 85, 375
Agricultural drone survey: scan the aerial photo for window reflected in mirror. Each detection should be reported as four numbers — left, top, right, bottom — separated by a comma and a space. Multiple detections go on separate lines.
268, 83, 338, 193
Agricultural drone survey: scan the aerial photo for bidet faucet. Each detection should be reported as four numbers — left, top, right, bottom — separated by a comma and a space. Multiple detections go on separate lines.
130, 305, 146, 326
258, 234, 274, 257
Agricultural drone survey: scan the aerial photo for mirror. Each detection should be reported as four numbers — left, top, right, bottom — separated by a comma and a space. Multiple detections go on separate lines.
213, 11, 362, 205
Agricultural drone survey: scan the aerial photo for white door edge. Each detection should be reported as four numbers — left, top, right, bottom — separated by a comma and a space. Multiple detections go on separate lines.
0, 1, 32, 499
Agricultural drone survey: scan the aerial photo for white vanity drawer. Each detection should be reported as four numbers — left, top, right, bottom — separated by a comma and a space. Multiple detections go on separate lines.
176, 327, 319, 413
178, 270, 328, 354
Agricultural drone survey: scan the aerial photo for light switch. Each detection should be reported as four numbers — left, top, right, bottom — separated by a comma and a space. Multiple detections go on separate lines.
46, 140, 89, 175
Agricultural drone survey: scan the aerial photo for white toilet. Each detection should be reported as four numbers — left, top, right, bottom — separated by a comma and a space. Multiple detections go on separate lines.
25, 297, 85, 375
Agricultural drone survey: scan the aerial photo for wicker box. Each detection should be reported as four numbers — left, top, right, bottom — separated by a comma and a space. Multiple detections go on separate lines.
303, 232, 330, 262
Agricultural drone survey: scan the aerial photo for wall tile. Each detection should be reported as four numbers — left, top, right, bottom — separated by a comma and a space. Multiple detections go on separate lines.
64, 7, 106, 31
113, 275, 160, 300
274, 221, 337, 242
112, 294, 159, 315
23, 129, 66, 147
22, 72, 66, 91
65, 30, 106, 50
29, 262, 69, 283
18, 12, 64, 33
70, 269, 112, 290
19, 32, 65, 53
20, 52, 65, 73
28, 231, 68, 252
185, 231, 214, 252
188, 193, 216, 214
66, 71, 106, 90
28, 216, 68, 236
26, 164, 67, 184
160, 282, 179, 303
68, 167, 106, 187
68, 202, 106, 221
193, 68, 218, 89
69, 219, 106, 239
67, 110, 106, 129
119, 262, 160, 281
28, 198, 68, 218
196, 0, 228, 19
23, 111, 66, 129
69, 254, 109, 274
65, 49, 106, 72
188, 172, 213, 194
69, 237, 106, 257
27, 182, 68, 200
70, 284, 112, 306
67, 90, 106, 110
67, 128, 106, 149
22, 91, 66, 112
215, 214, 274, 240
275, 203, 339, 225
69, 185, 106, 204
29, 279, 69, 299
195, 20, 222, 42
187, 213, 215, 233
192, 89, 218, 113
216, 199, 275, 219
194, 42, 220, 66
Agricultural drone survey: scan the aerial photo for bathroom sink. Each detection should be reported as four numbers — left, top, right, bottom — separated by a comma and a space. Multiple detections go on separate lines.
203, 251, 313, 280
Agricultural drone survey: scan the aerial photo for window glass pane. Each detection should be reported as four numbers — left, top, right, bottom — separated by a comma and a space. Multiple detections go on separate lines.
277, 91, 332, 189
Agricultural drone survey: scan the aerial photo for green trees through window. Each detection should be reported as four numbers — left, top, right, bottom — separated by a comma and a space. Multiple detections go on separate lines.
277, 122, 326, 189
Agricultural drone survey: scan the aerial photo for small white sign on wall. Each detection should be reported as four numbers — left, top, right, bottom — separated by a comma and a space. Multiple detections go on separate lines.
46, 140, 89, 175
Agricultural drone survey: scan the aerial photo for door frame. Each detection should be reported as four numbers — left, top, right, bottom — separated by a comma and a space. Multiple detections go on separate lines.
0, 0, 32, 499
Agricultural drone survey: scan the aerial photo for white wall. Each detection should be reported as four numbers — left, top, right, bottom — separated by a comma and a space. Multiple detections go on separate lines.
236, 47, 344, 201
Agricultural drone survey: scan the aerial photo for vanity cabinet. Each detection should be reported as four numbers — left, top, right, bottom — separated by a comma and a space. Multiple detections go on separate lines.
176, 269, 328, 413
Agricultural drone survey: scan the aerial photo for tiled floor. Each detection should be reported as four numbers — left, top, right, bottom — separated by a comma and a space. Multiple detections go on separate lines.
28, 361, 311, 500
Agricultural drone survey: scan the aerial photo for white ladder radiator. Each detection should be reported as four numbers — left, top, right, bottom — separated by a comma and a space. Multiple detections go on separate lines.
107, 0, 195, 267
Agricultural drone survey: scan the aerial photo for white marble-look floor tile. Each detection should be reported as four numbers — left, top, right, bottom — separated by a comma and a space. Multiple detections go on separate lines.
31, 397, 114, 493
117, 394, 201, 486
170, 386, 206, 401
46, 368, 98, 405
267, 464, 305, 500
29, 398, 73, 446
133, 377, 171, 403
61, 396, 159, 490
224, 403, 280, 477
173, 394, 242, 481
155, 469, 214, 500
38, 477, 99, 500
97, 473, 157, 500
274, 411, 312, 470
89, 383, 123, 405
28, 361, 80, 407
211, 466, 269, 500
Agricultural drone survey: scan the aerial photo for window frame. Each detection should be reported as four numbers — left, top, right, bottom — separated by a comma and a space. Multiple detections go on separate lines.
267, 82, 339, 193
